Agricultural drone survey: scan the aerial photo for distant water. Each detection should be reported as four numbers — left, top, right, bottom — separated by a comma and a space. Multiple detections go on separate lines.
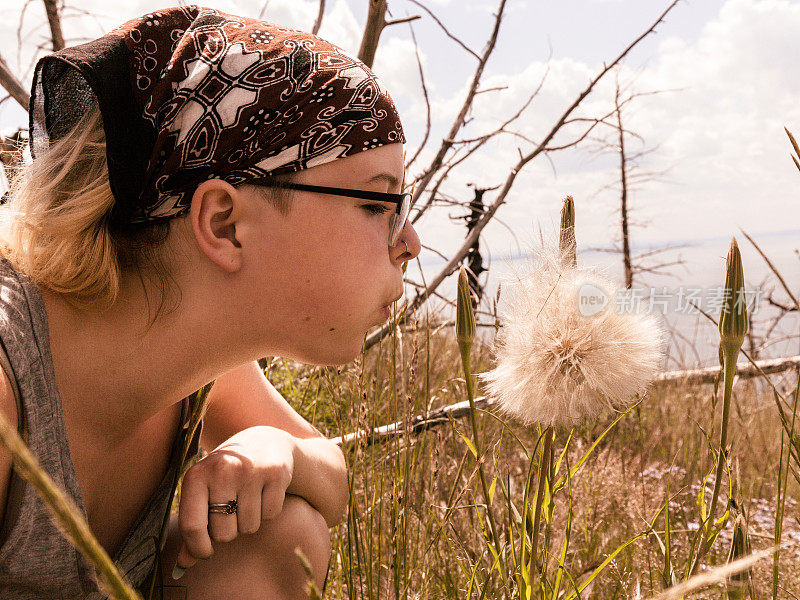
406, 230, 800, 369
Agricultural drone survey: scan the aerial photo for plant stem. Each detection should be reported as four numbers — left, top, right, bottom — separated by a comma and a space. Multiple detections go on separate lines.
459, 346, 508, 592
528, 426, 553, 590
692, 342, 739, 574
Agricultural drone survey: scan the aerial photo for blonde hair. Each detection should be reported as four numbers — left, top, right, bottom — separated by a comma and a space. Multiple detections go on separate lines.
0, 105, 177, 317
0, 104, 295, 322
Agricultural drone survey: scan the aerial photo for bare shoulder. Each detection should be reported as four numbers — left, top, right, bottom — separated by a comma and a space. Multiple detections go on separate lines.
0, 366, 17, 523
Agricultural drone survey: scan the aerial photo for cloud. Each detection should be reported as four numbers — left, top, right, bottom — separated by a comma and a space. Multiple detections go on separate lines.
2, 0, 796, 260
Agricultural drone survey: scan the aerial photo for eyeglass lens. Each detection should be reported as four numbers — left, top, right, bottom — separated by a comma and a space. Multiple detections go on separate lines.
389, 194, 411, 247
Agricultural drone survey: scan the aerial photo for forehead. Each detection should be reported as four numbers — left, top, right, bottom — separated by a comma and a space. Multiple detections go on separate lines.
295, 143, 404, 187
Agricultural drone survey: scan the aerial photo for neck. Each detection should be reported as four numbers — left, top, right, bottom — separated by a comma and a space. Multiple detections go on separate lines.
40, 269, 255, 440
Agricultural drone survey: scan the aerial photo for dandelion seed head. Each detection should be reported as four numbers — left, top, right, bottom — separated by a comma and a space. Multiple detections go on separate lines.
479, 248, 665, 427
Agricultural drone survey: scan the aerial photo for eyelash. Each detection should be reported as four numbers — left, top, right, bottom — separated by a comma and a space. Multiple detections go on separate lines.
362, 204, 391, 215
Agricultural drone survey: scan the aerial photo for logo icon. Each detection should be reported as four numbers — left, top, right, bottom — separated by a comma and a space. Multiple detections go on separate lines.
577, 281, 609, 317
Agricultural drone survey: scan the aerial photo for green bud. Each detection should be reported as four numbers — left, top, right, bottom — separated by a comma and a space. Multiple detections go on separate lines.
719, 238, 748, 348
559, 196, 577, 269
456, 266, 476, 347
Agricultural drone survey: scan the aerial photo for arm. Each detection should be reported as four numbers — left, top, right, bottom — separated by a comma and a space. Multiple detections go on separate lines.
199, 360, 348, 527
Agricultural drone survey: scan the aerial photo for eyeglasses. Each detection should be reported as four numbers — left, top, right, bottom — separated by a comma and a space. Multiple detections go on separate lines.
251, 180, 412, 247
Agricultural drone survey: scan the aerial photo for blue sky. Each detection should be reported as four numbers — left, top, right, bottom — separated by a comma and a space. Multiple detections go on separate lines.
1, 0, 798, 264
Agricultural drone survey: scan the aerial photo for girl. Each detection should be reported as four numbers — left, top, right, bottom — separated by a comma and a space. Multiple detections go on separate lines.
0, 5, 420, 599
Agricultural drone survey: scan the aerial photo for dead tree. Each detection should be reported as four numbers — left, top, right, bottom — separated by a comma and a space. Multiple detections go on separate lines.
586, 71, 683, 288
460, 184, 499, 308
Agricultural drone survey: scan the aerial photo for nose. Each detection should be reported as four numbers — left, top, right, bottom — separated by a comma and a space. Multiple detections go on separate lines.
393, 221, 421, 263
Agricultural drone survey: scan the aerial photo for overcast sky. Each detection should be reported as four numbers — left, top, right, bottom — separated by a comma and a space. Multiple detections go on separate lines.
1, 0, 798, 266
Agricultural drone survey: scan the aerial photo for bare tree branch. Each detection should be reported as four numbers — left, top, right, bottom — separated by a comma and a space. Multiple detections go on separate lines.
407, 0, 480, 60
0, 52, 30, 110
767, 295, 798, 313
42, 0, 65, 51
740, 228, 800, 312
357, 0, 387, 68
408, 0, 507, 211
357, 0, 420, 68
385, 15, 421, 27
411, 51, 547, 225
311, 0, 326, 35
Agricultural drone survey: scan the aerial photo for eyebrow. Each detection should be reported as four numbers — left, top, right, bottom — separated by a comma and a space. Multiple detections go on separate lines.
365, 173, 401, 189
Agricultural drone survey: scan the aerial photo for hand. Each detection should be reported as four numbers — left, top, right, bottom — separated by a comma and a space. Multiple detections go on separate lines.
174, 426, 295, 572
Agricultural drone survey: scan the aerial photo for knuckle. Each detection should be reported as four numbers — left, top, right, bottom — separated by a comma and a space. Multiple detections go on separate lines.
262, 463, 291, 487
180, 522, 208, 541
208, 454, 240, 477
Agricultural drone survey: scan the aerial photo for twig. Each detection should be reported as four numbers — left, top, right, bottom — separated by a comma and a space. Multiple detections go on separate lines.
404, 20, 431, 172
767, 295, 798, 313
407, 0, 481, 60
311, 0, 325, 35
740, 228, 800, 311
408, 0, 507, 211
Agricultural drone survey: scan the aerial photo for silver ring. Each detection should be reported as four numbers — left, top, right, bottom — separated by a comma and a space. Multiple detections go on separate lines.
401, 240, 408, 254
208, 500, 238, 515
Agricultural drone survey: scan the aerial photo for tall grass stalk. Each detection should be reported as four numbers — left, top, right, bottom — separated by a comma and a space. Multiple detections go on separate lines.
773, 377, 798, 599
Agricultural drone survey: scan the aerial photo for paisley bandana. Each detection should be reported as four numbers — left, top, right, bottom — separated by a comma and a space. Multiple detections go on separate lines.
29, 5, 405, 228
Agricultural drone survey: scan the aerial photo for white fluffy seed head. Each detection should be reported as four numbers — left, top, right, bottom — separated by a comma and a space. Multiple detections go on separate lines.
479, 249, 665, 428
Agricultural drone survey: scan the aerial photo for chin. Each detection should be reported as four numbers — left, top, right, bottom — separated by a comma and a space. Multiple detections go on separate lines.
289, 340, 363, 367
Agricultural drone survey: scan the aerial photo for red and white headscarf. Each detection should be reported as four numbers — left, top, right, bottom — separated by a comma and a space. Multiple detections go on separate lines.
29, 5, 405, 227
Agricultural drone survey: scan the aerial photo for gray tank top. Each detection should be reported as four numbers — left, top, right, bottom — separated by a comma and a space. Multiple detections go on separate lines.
0, 256, 202, 599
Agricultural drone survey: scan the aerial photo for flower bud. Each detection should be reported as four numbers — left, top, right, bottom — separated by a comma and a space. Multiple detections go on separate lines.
719, 238, 748, 348
559, 196, 577, 269
456, 266, 476, 347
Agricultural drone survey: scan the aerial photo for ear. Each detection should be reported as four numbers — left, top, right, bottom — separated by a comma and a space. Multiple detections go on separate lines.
189, 179, 244, 273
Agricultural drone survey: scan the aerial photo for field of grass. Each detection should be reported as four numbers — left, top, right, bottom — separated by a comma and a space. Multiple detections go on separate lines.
269, 305, 800, 599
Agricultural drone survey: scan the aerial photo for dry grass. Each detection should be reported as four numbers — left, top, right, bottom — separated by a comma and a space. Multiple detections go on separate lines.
269, 319, 800, 599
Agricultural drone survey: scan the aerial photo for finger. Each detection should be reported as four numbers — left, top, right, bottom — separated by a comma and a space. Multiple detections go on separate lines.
177, 474, 213, 564
261, 485, 286, 521
236, 483, 263, 535
176, 543, 198, 572
208, 491, 239, 544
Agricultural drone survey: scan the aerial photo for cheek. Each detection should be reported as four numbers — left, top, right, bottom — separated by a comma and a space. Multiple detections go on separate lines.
259, 206, 388, 313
